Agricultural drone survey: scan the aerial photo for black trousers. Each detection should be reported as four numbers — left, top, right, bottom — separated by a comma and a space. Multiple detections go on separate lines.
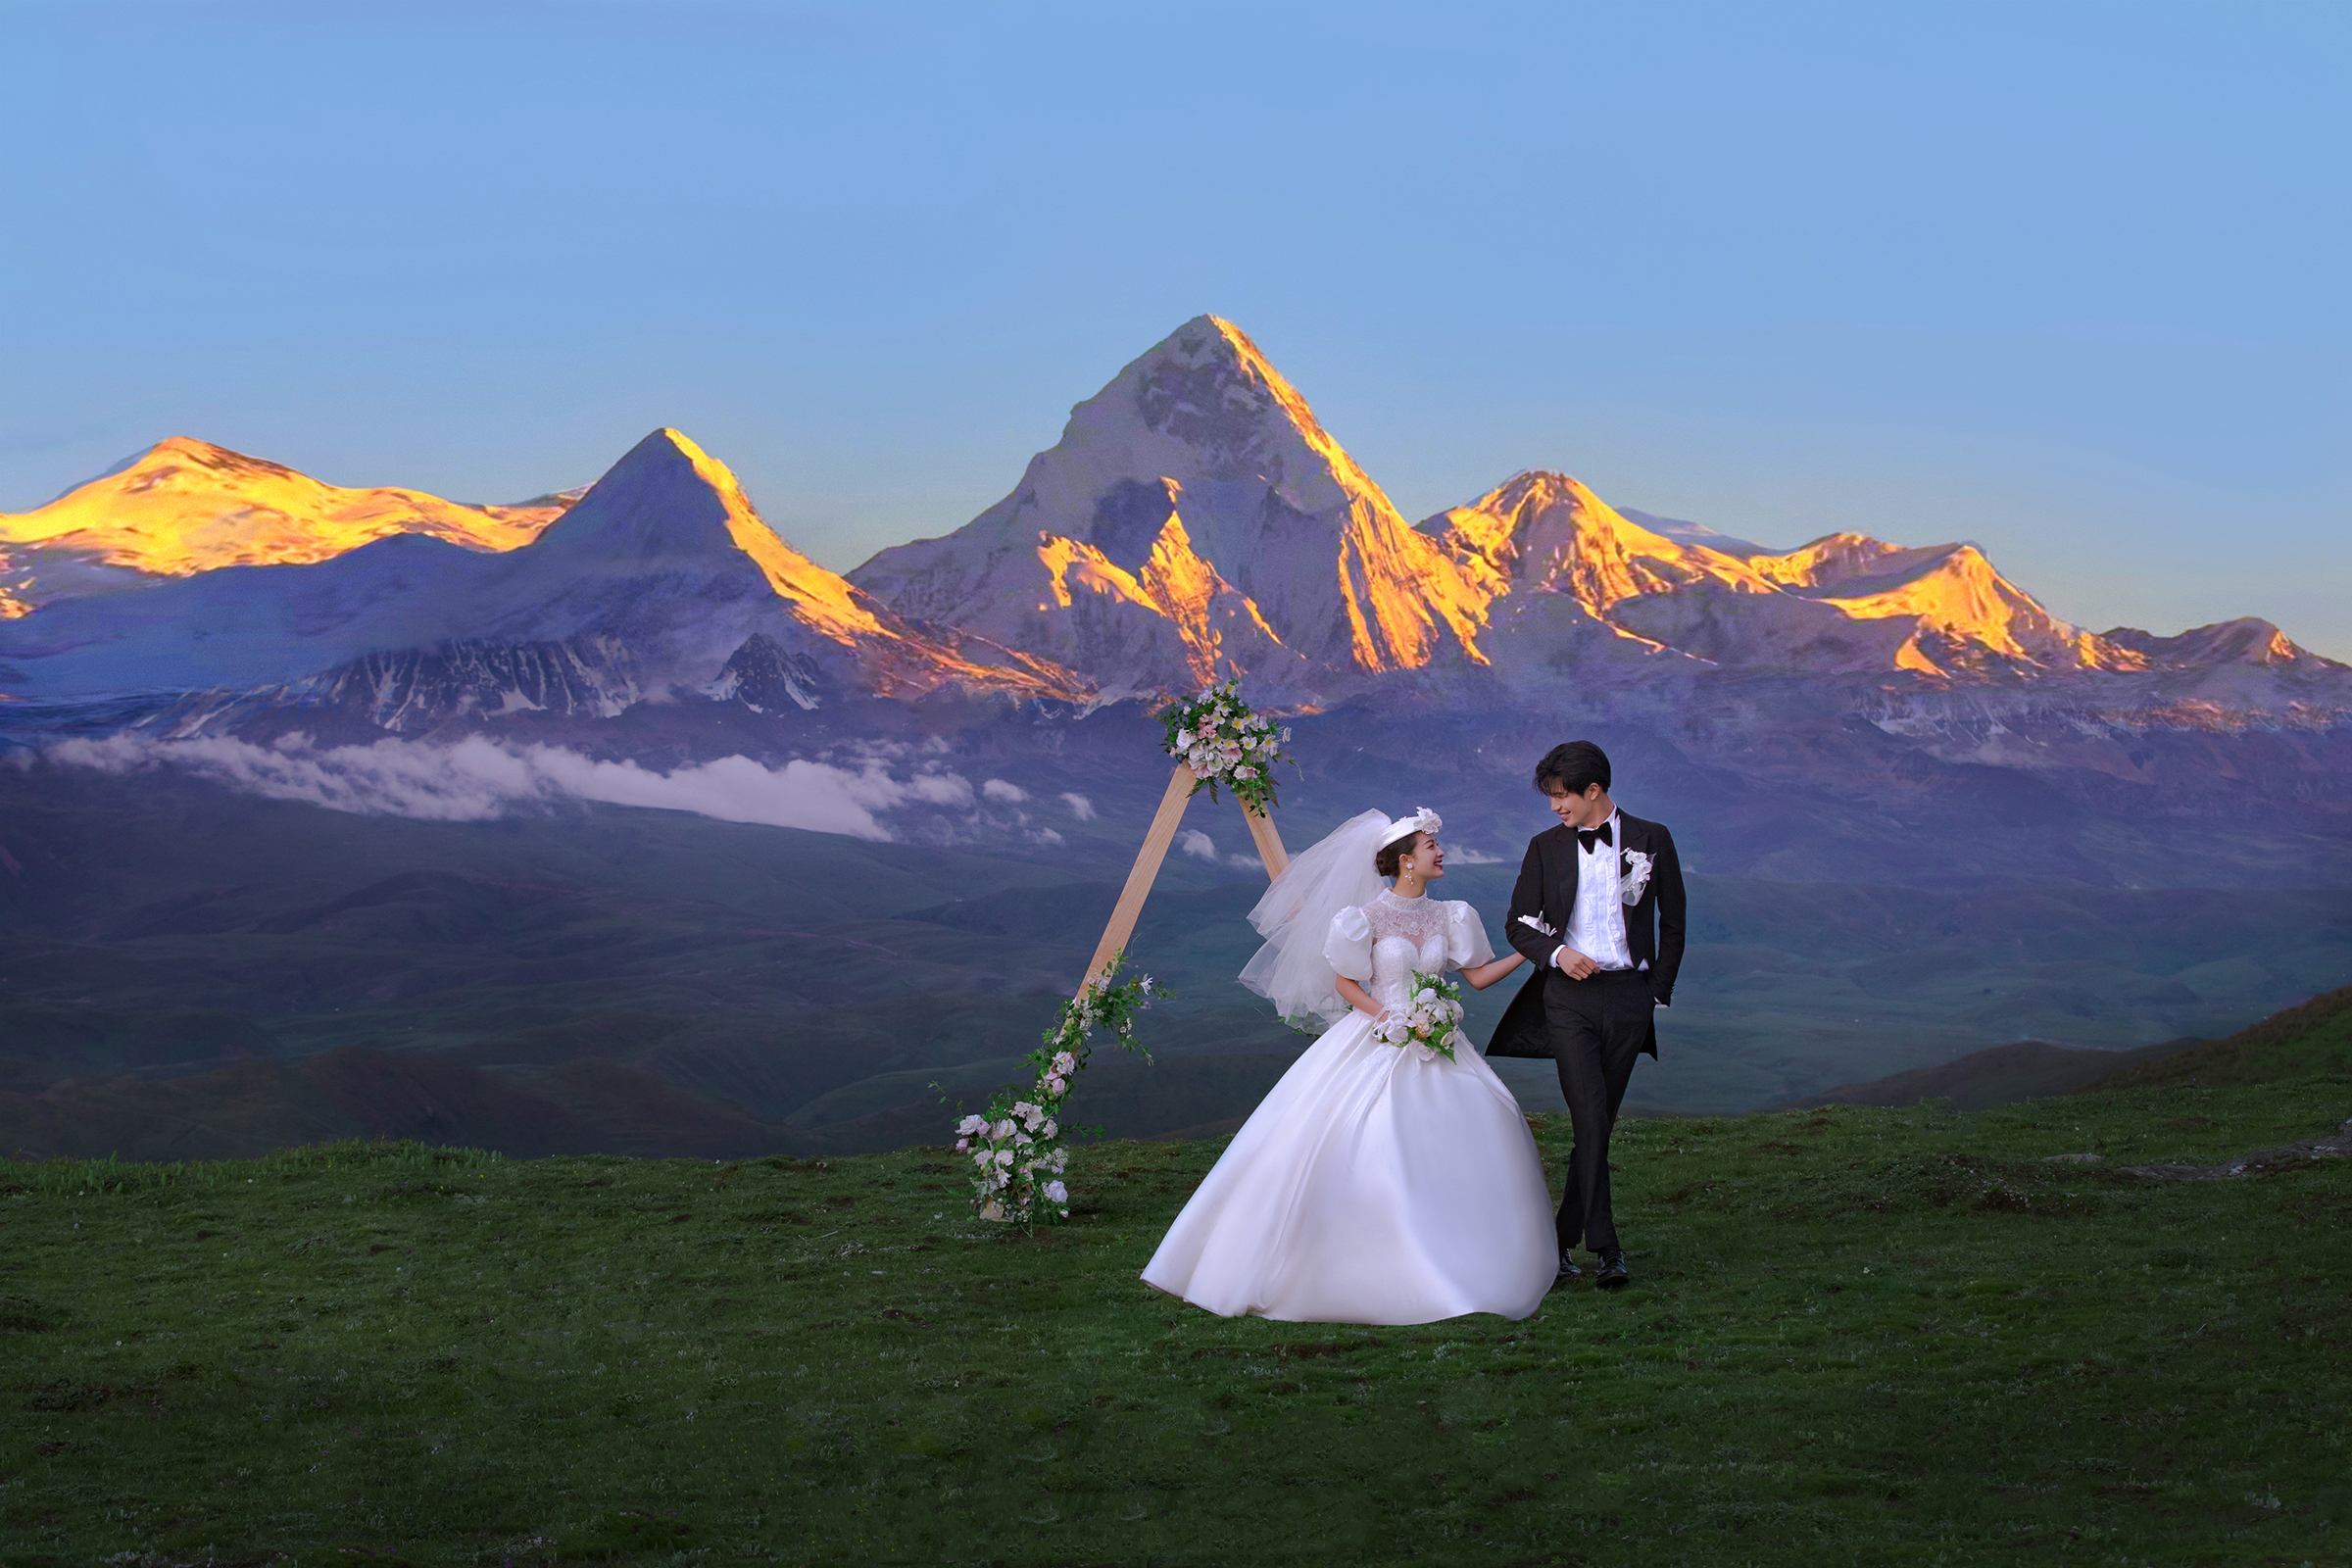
1545, 967, 1652, 1255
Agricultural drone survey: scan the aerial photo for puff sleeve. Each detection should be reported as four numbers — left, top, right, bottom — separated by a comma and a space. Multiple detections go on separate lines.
1443, 901, 1495, 971
1323, 905, 1374, 984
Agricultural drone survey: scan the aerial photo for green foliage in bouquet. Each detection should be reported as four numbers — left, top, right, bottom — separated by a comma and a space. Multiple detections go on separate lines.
1369, 969, 1469, 1063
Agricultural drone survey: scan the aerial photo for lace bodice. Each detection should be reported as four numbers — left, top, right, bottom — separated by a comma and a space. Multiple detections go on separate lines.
1324, 890, 1495, 1012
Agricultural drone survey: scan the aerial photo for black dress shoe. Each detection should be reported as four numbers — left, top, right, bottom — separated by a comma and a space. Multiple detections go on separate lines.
1594, 1250, 1630, 1290
1555, 1253, 1585, 1281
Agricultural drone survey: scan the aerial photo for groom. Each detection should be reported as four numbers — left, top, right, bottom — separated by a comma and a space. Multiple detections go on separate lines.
1491, 741, 1686, 1290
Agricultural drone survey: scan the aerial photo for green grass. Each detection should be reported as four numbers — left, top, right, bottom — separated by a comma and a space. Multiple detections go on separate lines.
3, 1060, 2348, 1564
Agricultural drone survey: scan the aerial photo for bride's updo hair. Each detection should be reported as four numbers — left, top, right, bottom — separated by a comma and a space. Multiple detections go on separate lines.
1375, 830, 1427, 879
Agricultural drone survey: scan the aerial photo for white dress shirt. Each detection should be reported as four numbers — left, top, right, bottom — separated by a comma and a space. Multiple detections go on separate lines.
1552, 810, 1638, 972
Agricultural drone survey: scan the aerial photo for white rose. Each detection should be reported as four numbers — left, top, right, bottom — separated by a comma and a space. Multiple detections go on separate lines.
1043, 1181, 1068, 1203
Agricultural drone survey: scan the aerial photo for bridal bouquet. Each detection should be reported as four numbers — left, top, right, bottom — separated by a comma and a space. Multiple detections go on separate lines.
1156, 678, 1294, 813
1370, 969, 1470, 1064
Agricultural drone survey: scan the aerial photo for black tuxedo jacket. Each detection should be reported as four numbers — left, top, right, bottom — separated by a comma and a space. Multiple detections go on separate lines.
1487, 811, 1686, 1060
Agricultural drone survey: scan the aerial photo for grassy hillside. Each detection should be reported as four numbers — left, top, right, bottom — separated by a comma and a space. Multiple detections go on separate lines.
1784, 987, 2352, 1115
2082, 986, 2352, 1091
1787, 1037, 2199, 1111
3, 1000, 2346, 1564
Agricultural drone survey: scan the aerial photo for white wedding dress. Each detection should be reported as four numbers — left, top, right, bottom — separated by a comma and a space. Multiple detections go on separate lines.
1141, 887, 1557, 1323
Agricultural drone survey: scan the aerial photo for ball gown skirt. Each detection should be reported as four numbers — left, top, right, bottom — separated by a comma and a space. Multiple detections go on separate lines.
1139, 1008, 1557, 1324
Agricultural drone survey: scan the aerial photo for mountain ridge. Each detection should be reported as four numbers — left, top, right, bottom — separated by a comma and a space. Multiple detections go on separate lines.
0, 428, 1092, 710
0, 318, 2342, 730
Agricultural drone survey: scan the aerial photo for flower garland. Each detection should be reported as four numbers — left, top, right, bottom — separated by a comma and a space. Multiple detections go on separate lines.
954, 956, 1156, 1227
1156, 677, 1295, 814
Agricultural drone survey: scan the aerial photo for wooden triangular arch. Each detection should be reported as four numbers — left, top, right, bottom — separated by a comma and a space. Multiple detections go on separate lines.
1083, 764, 1289, 986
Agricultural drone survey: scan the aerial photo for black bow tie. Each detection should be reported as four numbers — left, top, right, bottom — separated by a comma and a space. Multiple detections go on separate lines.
1577, 820, 1614, 854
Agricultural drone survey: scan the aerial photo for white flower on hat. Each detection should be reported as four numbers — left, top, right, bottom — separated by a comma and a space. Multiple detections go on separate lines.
1384, 806, 1443, 842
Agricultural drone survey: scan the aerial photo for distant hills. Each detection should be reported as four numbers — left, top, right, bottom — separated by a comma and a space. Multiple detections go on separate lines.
0, 759, 2341, 1158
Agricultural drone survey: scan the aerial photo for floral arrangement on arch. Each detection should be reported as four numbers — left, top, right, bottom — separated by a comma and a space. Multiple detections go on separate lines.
1156, 677, 1295, 814
954, 956, 1156, 1227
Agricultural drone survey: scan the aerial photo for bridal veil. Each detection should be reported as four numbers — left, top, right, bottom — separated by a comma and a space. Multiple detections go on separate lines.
1236, 808, 1396, 1030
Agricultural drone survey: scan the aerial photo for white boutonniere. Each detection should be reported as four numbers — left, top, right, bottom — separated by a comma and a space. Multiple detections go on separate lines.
1620, 850, 1654, 906
1515, 912, 1558, 939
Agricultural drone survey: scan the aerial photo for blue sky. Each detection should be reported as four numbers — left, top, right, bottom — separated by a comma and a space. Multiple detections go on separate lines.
6, 0, 2347, 655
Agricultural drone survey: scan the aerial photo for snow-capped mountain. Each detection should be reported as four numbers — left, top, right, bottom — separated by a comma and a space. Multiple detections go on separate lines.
0, 317, 2340, 738
1429, 473, 2104, 680
1429, 471, 2341, 694
0, 437, 574, 618
0, 429, 1086, 712
850, 320, 2343, 703
849, 316, 1490, 698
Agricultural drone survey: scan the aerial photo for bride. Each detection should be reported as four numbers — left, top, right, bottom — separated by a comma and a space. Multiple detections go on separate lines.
1141, 808, 1559, 1323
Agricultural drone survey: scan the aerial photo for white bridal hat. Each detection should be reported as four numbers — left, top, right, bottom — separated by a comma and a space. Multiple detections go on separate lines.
1383, 807, 1441, 844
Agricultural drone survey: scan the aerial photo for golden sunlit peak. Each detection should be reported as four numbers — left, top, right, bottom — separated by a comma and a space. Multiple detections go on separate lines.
0, 435, 566, 581
138, 435, 295, 475
1494, 468, 1593, 496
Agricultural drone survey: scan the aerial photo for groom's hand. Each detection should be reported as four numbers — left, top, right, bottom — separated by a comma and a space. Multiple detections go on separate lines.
1554, 947, 1599, 980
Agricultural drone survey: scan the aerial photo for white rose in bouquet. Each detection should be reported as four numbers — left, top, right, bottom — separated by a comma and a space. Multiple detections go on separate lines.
1374, 969, 1468, 1063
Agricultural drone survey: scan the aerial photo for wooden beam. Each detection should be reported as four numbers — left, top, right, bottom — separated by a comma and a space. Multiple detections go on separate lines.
1083, 764, 1198, 986
1240, 801, 1289, 879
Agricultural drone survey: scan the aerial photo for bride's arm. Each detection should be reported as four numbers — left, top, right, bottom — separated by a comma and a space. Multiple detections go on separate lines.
1334, 977, 1385, 1017
1457, 952, 1527, 991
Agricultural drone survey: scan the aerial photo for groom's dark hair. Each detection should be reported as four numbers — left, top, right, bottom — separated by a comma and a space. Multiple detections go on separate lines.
1535, 741, 1610, 797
